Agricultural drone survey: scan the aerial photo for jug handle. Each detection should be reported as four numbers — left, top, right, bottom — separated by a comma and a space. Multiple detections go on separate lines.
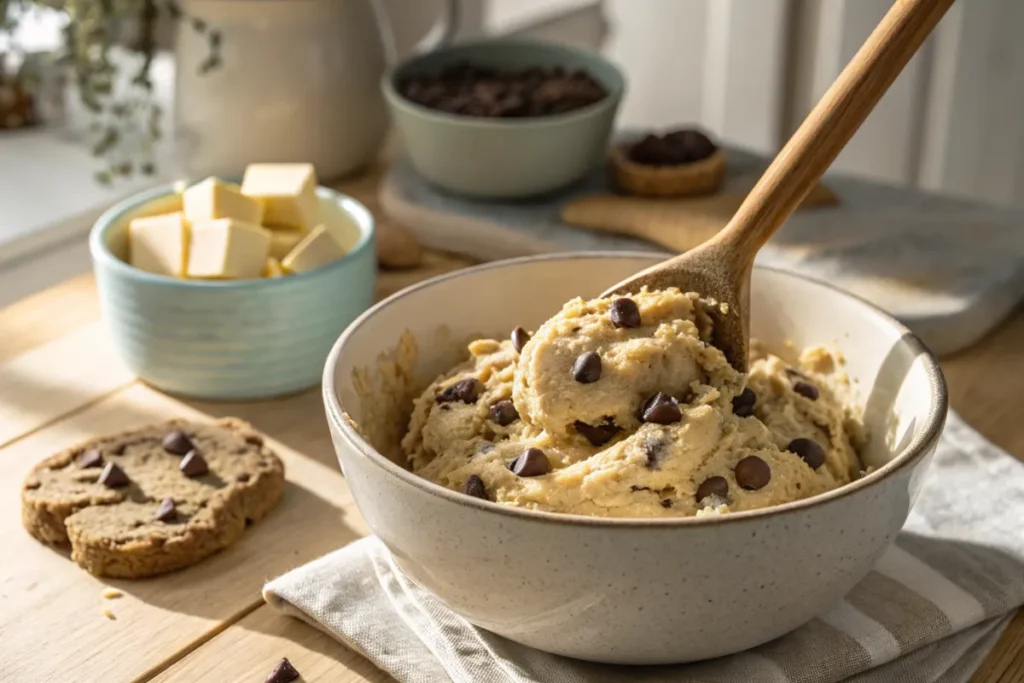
372, 0, 461, 65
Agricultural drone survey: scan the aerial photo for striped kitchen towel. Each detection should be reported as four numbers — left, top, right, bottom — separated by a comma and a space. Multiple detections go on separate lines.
264, 412, 1024, 682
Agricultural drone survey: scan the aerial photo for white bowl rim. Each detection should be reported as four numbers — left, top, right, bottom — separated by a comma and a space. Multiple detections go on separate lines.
89, 181, 375, 290
382, 38, 627, 130
323, 251, 948, 528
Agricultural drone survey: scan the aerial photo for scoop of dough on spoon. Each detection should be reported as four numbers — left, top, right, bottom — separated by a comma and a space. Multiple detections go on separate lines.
602, 0, 955, 372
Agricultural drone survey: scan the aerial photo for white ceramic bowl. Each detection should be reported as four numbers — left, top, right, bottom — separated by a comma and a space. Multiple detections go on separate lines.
322, 253, 947, 664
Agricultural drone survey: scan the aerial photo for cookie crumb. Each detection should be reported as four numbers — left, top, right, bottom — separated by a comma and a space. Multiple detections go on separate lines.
102, 588, 123, 600
102, 608, 117, 620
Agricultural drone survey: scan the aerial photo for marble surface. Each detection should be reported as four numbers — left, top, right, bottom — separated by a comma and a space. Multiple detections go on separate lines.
380, 145, 1024, 357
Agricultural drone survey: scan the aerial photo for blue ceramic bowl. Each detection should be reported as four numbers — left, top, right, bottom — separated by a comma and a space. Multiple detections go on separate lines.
90, 182, 376, 400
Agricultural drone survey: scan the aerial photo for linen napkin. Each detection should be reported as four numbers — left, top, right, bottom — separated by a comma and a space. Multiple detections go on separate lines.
264, 412, 1024, 683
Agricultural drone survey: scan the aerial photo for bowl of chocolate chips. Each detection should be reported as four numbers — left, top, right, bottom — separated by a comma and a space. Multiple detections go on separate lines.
383, 39, 625, 198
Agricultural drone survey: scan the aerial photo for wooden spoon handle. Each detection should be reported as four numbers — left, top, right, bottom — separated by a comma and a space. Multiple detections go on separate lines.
714, 0, 955, 263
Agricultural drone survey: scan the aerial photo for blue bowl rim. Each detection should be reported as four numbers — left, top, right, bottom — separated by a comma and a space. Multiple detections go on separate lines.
89, 180, 375, 290
382, 38, 627, 129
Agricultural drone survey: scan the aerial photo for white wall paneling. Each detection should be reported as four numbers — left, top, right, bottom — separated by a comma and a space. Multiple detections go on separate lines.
918, 0, 1024, 206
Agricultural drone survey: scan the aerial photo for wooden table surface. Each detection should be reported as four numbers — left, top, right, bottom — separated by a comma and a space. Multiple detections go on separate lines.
1, 167, 1022, 683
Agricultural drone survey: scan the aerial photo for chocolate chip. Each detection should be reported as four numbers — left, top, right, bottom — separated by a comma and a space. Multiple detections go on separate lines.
236, 472, 251, 483
610, 298, 641, 328
162, 430, 194, 456
630, 485, 650, 492
629, 128, 717, 166
464, 474, 488, 499
244, 434, 264, 446
436, 378, 483, 404
641, 392, 682, 424
574, 419, 619, 446
732, 388, 756, 417
509, 448, 551, 477
110, 443, 127, 456
660, 499, 673, 508
154, 497, 176, 522
180, 450, 209, 478
511, 326, 531, 353
787, 438, 826, 470
77, 449, 104, 469
571, 351, 602, 383
99, 462, 130, 489
793, 381, 819, 401
489, 400, 519, 426
24, 480, 40, 490
734, 456, 771, 490
265, 658, 300, 683
644, 437, 666, 468
696, 475, 729, 502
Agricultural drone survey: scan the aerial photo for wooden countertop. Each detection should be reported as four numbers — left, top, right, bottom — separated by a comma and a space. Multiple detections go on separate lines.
0, 167, 1021, 682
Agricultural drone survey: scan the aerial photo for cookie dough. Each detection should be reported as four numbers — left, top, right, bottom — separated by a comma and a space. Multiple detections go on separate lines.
403, 288, 863, 518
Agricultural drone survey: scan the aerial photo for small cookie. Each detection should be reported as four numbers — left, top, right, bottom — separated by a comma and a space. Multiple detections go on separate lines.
21, 418, 285, 578
611, 129, 727, 198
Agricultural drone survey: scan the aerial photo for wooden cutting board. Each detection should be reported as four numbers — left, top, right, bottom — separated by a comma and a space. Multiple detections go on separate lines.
380, 145, 1024, 357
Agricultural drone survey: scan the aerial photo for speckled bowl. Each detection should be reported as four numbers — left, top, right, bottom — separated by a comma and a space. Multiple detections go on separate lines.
90, 182, 375, 401
322, 253, 947, 664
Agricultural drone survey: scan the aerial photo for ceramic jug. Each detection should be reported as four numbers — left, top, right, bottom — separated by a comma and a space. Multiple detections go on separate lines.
174, 0, 459, 180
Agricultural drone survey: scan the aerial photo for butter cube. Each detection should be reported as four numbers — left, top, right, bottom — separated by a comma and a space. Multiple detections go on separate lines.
241, 163, 320, 230
187, 219, 271, 279
269, 228, 307, 260
129, 212, 189, 277
281, 224, 346, 273
183, 177, 264, 225
263, 257, 287, 278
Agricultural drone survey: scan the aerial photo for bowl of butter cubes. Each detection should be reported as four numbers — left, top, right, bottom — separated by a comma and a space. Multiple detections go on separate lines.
89, 163, 376, 400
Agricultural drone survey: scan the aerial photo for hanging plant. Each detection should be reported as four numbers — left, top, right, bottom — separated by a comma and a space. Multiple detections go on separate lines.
0, 0, 222, 183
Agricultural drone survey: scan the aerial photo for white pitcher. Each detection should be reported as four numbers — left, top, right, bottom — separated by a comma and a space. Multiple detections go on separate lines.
174, 0, 459, 180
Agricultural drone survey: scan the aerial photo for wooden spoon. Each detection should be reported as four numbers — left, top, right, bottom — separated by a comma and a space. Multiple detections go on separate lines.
601, 0, 955, 372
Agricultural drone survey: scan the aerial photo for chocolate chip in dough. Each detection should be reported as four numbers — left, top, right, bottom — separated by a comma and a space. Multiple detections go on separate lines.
110, 443, 127, 456
77, 449, 104, 469
792, 381, 819, 401
154, 497, 176, 522
436, 378, 484, 404
265, 658, 301, 683
180, 450, 209, 478
571, 351, 602, 383
511, 326, 531, 353
641, 392, 682, 425
99, 462, 130, 489
696, 475, 729, 503
161, 430, 194, 456
734, 456, 771, 490
610, 298, 641, 328
236, 473, 251, 483
574, 419, 619, 446
732, 388, 757, 418
464, 474, 488, 499
787, 438, 826, 470
643, 437, 667, 468
489, 400, 519, 426
509, 448, 551, 477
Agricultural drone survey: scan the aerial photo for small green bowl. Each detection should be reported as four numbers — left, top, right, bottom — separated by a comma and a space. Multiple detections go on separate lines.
383, 39, 626, 199
89, 182, 376, 401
